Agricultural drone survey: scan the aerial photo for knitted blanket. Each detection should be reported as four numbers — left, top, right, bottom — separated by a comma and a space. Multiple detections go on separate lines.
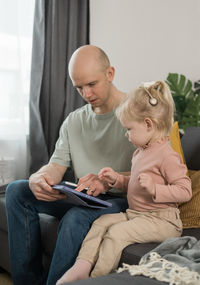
117, 236, 200, 285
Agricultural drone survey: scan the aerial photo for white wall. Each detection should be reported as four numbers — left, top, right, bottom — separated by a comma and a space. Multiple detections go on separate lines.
90, 0, 200, 92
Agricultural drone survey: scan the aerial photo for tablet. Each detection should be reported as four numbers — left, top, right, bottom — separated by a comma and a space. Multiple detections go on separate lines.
52, 181, 112, 209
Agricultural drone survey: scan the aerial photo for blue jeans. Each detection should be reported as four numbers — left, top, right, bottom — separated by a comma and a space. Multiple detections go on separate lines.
6, 180, 128, 285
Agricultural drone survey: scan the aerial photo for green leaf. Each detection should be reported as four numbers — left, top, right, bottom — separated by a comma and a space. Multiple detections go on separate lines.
194, 80, 200, 95
183, 80, 193, 97
166, 73, 200, 130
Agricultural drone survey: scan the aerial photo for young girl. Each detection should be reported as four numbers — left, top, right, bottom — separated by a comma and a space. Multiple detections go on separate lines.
56, 81, 192, 284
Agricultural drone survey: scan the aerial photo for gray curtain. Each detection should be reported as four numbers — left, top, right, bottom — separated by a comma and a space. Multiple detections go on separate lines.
29, 0, 89, 174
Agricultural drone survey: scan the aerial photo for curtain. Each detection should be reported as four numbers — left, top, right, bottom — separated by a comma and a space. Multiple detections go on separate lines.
0, 0, 35, 185
29, 0, 89, 174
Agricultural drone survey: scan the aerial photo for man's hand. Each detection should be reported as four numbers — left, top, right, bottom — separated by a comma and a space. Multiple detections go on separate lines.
29, 164, 66, 201
138, 173, 156, 196
98, 167, 118, 186
76, 173, 110, 197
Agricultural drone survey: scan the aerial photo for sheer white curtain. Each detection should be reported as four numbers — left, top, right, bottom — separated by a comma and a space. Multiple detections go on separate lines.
0, 0, 35, 185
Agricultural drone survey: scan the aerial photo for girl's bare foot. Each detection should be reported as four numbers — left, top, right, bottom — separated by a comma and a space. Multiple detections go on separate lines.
56, 259, 92, 284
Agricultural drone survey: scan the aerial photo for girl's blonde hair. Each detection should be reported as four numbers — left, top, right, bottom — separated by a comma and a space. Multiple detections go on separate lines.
116, 81, 175, 136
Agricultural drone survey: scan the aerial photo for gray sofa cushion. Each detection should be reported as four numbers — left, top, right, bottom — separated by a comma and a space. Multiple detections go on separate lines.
39, 213, 59, 269
64, 271, 167, 285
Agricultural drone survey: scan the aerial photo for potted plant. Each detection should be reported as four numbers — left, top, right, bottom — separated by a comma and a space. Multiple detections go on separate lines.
166, 73, 200, 131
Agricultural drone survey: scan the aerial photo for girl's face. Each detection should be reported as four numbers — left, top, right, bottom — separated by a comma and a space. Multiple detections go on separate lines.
122, 119, 155, 147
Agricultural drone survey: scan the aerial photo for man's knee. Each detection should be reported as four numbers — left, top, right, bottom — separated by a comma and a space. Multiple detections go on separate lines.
58, 207, 92, 232
6, 180, 30, 206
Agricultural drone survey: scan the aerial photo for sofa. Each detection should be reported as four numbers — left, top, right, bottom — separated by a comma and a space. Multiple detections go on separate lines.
0, 126, 199, 285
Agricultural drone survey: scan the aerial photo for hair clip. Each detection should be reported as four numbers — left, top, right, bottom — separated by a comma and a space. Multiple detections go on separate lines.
145, 89, 158, 106
148, 96, 158, 106
140, 82, 158, 106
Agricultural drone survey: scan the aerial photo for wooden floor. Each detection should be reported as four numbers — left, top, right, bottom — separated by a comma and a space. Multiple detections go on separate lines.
0, 272, 13, 285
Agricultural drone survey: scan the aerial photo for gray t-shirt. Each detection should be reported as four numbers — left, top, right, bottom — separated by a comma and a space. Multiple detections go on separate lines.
50, 104, 135, 180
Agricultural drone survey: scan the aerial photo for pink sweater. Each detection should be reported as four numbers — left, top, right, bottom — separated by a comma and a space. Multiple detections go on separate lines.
113, 140, 192, 211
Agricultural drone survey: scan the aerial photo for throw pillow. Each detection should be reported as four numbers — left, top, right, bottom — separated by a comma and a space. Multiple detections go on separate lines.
179, 170, 200, 228
169, 121, 185, 164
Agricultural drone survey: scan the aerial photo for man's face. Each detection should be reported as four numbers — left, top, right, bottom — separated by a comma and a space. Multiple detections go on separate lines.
70, 61, 113, 108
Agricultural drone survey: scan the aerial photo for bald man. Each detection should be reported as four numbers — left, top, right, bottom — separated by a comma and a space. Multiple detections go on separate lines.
6, 45, 135, 285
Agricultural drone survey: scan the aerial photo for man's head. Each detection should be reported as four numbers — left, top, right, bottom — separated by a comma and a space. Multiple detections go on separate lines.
68, 45, 115, 109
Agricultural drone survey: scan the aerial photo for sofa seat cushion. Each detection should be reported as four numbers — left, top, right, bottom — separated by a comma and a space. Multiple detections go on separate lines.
182, 227, 200, 240
39, 213, 59, 257
64, 271, 167, 285
119, 242, 158, 266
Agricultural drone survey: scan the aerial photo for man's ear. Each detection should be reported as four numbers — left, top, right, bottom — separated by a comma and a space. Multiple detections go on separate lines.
106, 66, 115, 82
144, 118, 154, 131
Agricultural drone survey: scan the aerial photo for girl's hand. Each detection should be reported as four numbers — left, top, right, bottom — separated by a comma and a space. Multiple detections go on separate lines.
76, 173, 110, 196
138, 173, 156, 196
98, 167, 118, 186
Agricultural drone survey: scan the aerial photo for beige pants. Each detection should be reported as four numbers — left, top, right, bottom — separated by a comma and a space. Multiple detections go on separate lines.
78, 207, 182, 278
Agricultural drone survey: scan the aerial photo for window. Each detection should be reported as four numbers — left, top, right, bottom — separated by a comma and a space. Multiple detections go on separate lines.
0, 0, 35, 184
